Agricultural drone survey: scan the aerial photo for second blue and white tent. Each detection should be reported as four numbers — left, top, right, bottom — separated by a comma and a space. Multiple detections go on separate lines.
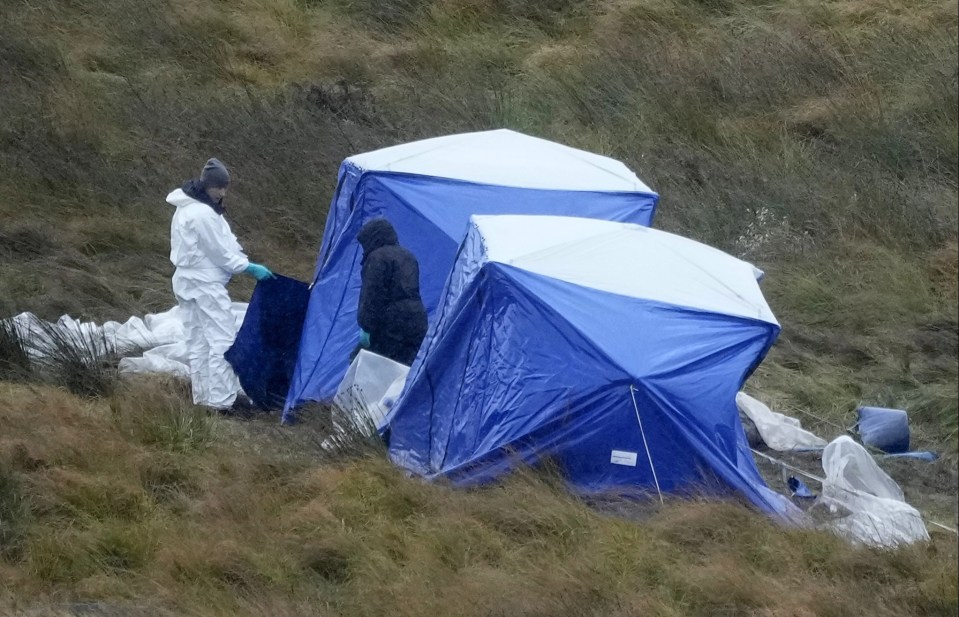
386, 215, 796, 517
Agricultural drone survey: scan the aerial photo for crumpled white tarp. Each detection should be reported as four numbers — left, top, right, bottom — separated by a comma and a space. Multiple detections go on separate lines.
737, 391, 828, 451
5, 304, 247, 378
334, 349, 410, 433
818, 435, 929, 547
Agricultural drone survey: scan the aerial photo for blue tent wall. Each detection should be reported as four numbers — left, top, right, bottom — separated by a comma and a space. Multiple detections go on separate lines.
284, 169, 658, 419
387, 264, 793, 516
312, 162, 364, 280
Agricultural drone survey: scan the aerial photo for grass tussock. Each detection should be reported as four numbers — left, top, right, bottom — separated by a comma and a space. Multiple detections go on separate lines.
0, 309, 127, 397
320, 389, 391, 463
0, 317, 32, 383
110, 377, 215, 453
29, 320, 122, 399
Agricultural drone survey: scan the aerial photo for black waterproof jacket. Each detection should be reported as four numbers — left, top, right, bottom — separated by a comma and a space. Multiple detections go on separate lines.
357, 219, 428, 365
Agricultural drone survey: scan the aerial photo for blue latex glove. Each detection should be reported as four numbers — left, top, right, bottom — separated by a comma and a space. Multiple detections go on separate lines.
245, 263, 275, 281
359, 330, 371, 348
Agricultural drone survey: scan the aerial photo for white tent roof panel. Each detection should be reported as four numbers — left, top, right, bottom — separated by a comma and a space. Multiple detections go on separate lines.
346, 129, 655, 194
471, 215, 777, 325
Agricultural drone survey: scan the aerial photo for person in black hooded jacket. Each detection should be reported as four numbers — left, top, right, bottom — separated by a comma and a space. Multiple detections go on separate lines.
356, 218, 428, 366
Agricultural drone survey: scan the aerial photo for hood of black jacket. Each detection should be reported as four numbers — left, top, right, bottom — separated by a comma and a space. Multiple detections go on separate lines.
358, 219, 398, 259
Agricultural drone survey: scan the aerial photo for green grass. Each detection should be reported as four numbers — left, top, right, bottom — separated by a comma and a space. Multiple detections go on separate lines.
110, 377, 215, 453
904, 384, 959, 453
0, 462, 30, 563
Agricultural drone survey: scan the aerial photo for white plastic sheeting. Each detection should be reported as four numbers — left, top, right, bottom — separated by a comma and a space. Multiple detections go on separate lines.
334, 350, 410, 432
5, 304, 247, 378
818, 436, 929, 547
736, 392, 828, 451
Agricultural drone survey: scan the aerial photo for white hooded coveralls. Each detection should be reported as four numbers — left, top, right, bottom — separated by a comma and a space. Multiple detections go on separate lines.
167, 188, 250, 409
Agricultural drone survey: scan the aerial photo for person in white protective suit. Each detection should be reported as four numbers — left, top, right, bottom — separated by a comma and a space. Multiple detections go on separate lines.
166, 158, 275, 411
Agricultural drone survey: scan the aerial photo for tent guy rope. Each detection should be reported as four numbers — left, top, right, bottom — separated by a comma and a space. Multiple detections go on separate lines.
630, 385, 664, 505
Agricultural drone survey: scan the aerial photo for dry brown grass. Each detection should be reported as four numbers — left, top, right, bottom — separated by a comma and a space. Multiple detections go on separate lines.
0, 380, 957, 616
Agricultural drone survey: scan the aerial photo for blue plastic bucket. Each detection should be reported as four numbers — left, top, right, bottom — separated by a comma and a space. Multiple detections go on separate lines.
856, 406, 910, 454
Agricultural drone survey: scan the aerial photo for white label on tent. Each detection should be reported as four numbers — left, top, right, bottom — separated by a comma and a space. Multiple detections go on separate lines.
610, 450, 638, 467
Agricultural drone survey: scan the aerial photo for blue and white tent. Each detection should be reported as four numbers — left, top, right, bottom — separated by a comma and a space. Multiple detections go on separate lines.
386, 215, 796, 517
284, 130, 659, 418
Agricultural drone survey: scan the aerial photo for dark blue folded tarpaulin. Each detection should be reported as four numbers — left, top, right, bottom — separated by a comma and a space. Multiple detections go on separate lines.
226, 275, 310, 410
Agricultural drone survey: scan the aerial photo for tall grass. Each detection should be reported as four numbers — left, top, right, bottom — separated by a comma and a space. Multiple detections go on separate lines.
0, 462, 30, 563
314, 400, 389, 464
2, 310, 127, 399
29, 321, 121, 397
905, 384, 959, 453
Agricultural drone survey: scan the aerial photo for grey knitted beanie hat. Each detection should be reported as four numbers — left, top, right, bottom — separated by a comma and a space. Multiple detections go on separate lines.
200, 158, 230, 189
